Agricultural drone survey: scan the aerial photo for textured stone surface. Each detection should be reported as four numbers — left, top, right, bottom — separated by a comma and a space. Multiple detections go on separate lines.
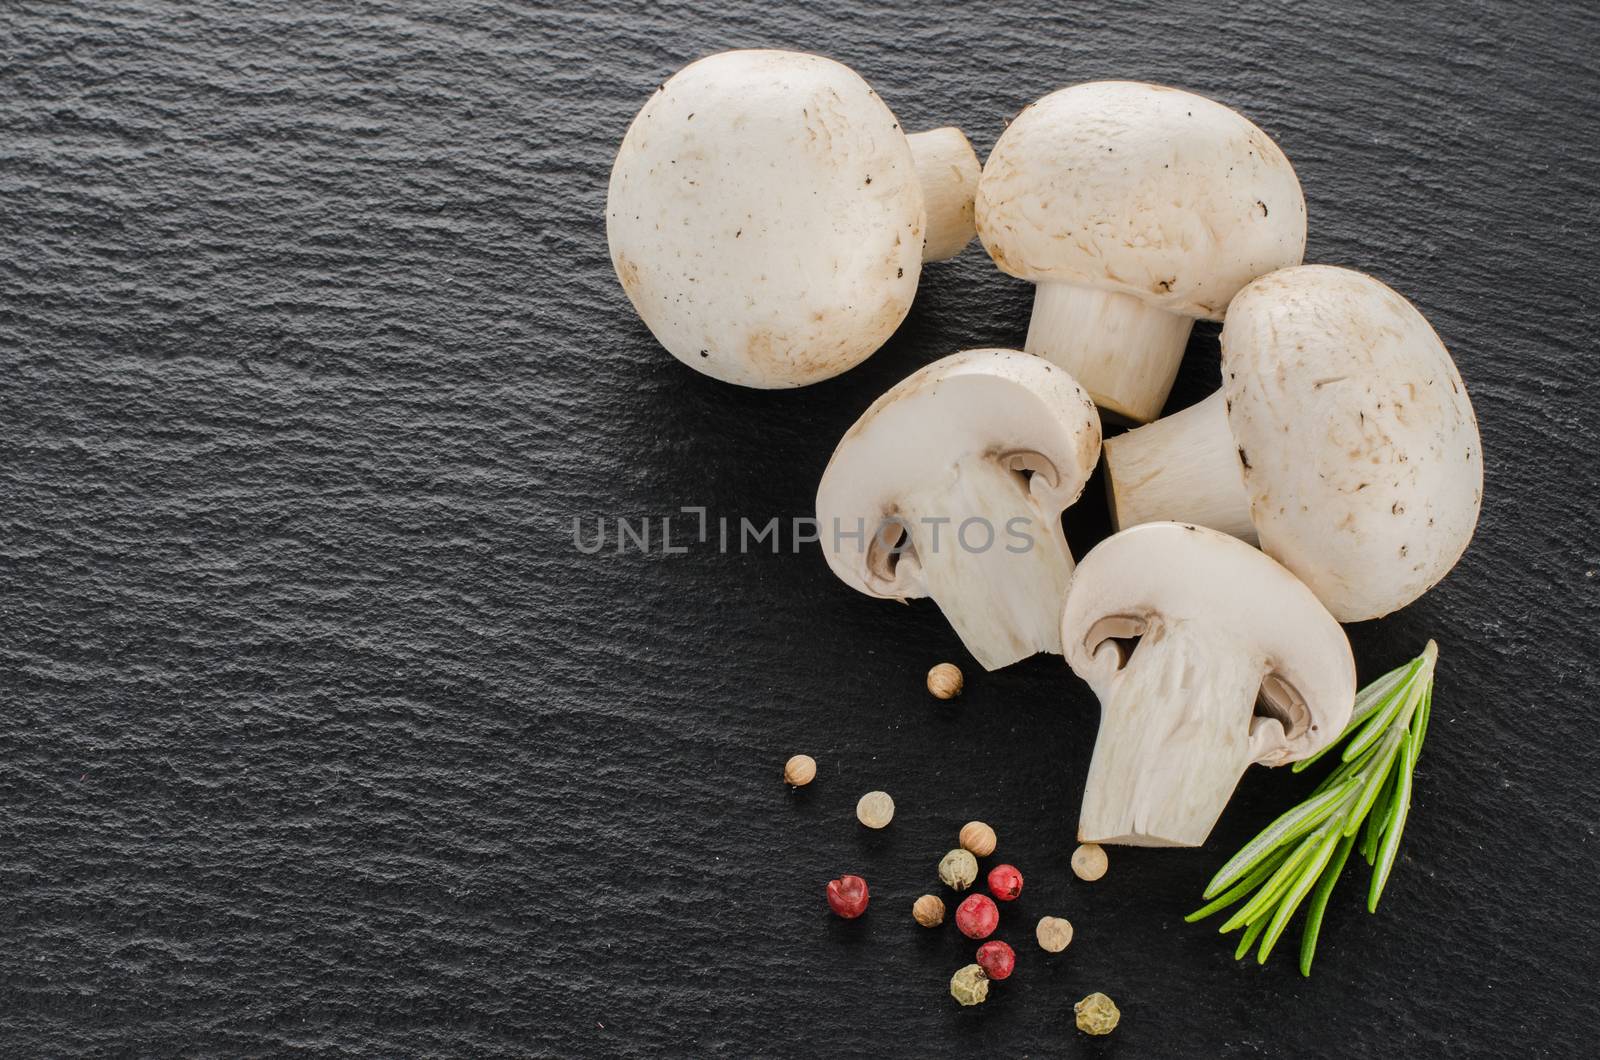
4, 0, 1598, 1055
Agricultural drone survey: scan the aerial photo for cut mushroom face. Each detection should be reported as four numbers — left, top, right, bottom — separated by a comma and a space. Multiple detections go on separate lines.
1063, 522, 1355, 847
975, 81, 1306, 423
1102, 265, 1484, 621
607, 50, 981, 389
817, 349, 1101, 670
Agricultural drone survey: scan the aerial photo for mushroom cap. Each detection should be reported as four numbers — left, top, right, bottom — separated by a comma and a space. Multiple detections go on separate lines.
606, 50, 925, 388
1221, 265, 1484, 621
1062, 522, 1354, 761
975, 81, 1305, 321
816, 349, 1101, 599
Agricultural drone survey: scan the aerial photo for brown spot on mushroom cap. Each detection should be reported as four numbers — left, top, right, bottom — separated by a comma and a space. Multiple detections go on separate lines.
745, 330, 780, 371
614, 254, 642, 297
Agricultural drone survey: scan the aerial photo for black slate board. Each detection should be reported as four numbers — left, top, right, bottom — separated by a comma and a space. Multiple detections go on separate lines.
4, 1, 1599, 1056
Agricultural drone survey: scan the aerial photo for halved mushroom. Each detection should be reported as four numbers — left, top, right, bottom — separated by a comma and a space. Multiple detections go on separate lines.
816, 349, 1101, 670
975, 81, 1306, 423
607, 50, 981, 388
1064, 522, 1355, 847
1102, 265, 1484, 621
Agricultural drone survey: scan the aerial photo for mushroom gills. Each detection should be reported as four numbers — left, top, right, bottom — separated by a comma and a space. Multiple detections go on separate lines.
1084, 613, 1311, 754
864, 519, 913, 587
1079, 619, 1281, 847
1254, 673, 1313, 757
1000, 448, 1061, 489
891, 451, 1076, 671
1083, 614, 1148, 669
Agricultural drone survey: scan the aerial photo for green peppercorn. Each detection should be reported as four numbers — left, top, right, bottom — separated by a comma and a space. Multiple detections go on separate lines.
938, 848, 979, 891
1075, 992, 1120, 1035
950, 963, 989, 1006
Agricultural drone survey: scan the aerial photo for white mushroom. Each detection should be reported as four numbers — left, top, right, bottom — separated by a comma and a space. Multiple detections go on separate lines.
816, 349, 1101, 670
1063, 523, 1355, 847
606, 50, 980, 388
975, 81, 1306, 423
1103, 265, 1484, 621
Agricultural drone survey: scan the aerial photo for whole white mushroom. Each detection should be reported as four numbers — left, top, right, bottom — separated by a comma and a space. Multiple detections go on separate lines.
1102, 265, 1484, 622
607, 50, 980, 388
976, 81, 1306, 423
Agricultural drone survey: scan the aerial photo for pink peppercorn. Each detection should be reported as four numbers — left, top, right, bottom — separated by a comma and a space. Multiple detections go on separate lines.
975, 940, 1016, 981
827, 875, 870, 919
987, 864, 1024, 901
955, 893, 999, 939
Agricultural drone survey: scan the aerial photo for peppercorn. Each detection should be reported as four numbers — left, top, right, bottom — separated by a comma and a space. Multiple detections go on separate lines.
856, 790, 895, 829
912, 894, 946, 928
783, 754, 816, 787
955, 893, 999, 939
826, 875, 869, 918
987, 863, 1023, 901
949, 963, 989, 1006
1036, 915, 1074, 953
938, 848, 979, 891
926, 662, 964, 699
975, 939, 1015, 980
1072, 843, 1108, 882
1074, 992, 1120, 1035
958, 820, 996, 857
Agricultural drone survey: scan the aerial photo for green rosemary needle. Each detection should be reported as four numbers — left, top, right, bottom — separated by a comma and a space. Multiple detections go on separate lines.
1186, 641, 1438, 976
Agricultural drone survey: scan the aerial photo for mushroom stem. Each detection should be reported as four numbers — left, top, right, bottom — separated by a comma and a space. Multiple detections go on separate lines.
1024, 284, 1194, 424
1079, 620, 1267, 847
1103, 391, 1255, 542
906, 128, 980, 263
898, 454, 1074, 670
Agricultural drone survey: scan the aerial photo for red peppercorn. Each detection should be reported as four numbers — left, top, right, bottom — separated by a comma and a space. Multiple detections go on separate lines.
955, 893, 999, 939
826, 874, 870, 918
987, 864, 1024, 901
975, 940, 1016, 981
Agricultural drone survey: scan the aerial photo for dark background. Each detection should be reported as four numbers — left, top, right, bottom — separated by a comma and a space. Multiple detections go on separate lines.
3, 0, 1598, 1056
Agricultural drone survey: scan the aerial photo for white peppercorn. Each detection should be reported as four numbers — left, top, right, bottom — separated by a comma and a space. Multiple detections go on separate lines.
1072, 842, 1108, 881
856, 790, 895, 829
1036, 915, 1074, 952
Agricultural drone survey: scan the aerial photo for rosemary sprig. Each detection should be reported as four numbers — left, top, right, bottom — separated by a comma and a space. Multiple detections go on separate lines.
1186, 641, 1438, 975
